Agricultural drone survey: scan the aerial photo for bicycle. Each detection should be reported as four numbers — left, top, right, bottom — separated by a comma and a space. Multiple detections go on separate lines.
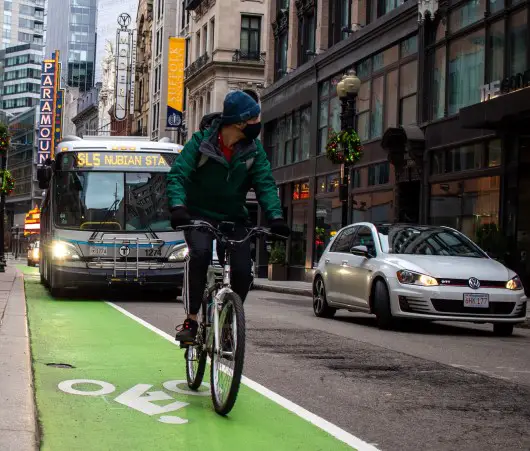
176, 220, 283, 415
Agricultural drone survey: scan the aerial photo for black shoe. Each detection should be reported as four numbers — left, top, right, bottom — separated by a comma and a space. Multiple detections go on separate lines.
175, 318, 198, 345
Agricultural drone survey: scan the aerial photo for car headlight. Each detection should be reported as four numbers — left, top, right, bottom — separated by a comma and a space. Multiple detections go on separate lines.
52, 240, 80, 260
396, 270, 438, 287
168, 245, 189, 262
506, 276, 524, 291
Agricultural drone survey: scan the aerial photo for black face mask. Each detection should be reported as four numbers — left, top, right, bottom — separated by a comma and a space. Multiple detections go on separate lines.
243, 122, 262, 141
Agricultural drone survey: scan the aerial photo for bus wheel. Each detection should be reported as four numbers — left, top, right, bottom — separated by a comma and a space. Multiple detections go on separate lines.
49, 267, 63, 298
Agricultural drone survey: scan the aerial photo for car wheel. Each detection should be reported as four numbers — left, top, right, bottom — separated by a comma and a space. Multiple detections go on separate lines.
493, 323, 514, 336
313, 277, 336, 318
373, 280, 394, 330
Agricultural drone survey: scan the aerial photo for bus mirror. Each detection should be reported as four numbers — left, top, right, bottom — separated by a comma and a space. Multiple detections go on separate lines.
37, 166, 52, 189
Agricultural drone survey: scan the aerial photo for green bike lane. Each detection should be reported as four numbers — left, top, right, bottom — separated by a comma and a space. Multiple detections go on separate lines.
19, 266, 375, 451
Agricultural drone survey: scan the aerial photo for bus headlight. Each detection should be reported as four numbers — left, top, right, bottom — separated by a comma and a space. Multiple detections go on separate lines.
52, 241, 81, 261
168, 244, 189, 262
32, 248, 39, 259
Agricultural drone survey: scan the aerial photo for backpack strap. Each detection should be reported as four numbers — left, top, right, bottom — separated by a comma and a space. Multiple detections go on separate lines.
245, 158, 255, 170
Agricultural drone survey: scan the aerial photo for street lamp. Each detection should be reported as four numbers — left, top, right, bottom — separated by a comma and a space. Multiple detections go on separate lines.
336, 70, 361, 228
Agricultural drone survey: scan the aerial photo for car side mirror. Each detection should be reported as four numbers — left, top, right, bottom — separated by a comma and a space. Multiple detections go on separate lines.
350, 245, 372, 258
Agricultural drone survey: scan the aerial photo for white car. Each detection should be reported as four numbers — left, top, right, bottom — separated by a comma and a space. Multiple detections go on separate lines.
313, 223, 527, 336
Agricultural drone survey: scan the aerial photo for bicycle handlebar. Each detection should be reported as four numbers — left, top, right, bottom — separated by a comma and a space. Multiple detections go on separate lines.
175, 220, 288, 246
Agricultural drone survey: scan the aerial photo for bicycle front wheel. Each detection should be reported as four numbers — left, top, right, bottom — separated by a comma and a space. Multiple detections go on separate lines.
210, 291, 245, 416
186, 294, 207, 390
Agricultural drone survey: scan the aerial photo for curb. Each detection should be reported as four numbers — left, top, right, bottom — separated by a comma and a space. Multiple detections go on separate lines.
253, 283, 312, 298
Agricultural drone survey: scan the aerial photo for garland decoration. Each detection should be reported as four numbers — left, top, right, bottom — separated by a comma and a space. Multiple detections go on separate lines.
0, 170, 15, 195
325, 129, 363, 165
0, 123, 10, 154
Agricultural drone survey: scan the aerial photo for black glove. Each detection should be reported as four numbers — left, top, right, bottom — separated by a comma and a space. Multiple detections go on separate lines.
170, 206, 191, 229
270, 219, 290, 238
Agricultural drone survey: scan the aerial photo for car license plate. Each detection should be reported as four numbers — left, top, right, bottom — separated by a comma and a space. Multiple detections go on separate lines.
463, 293, 489, 308
89, 247, 107, 256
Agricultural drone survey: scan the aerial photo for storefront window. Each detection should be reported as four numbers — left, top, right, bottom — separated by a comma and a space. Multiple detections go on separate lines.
430, 176, 500, 242
488, 20, 504, 82
352, 190, 393, 223
291, 203, 308, 266
509, 9, 527, 77
293, 181, 310, 200
315, 197, 342, 265
449, 0, 486, 33
448, 29, 485, 115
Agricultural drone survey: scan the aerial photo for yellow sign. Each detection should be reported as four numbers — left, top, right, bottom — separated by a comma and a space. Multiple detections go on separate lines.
24, 206, 41, 235
75, 152, 170, 168
166, 37, 186, 129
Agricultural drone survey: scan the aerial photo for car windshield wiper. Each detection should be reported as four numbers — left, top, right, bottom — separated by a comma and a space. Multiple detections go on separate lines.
88, 198, 121, 241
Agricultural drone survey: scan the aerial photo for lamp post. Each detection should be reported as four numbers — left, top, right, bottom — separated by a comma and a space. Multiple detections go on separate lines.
336, 70, 361, 228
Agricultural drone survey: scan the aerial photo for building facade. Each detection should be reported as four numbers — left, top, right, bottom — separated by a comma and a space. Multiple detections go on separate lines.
132, 0, 154, 137
148, 0, 178, 141
45, 0, 97, 92
7, 106, 41, 226
184, 0, 268, 137
72, 83, 100, 136
259, 0, 530, 290
0, 43, 43, 115
0, 0, 45, 49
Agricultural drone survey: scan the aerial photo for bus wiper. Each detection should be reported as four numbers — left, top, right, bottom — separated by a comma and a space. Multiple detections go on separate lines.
88, 198, 121, 241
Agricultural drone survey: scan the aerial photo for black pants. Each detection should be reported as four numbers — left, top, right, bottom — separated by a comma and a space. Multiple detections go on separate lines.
183, 223, 252, 315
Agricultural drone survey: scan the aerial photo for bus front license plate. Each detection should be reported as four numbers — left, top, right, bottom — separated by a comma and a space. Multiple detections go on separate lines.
89, 247, 108, 256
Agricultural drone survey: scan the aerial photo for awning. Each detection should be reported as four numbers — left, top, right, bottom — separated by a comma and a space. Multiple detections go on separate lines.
460, 87, 530, 129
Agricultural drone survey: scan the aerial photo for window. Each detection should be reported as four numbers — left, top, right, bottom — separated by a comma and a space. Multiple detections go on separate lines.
318, 78, 341, 154
373, 0, 405, 20
351, 226, 376, 255
195, 30, 200, 59
509, 9, 527, 77
488, 20, 504, 83
448, 30, 485, 115
399, 60, 417, 125
240, 15, 261, 59
329, 0, 352, 47
400, 35, 418, 58
330, 226, 357, 253
209, 18, 215, 55
430, 176, 500, 242
429, 140, 501, 175
315, 197, 343, 264
271, 106, 311, 166
385, 70, 398, 128
19, 18, 32, 28
291, 203, 308, 266
368, 162, 390, 185
352, 169, 361, 188
273, 5, 289, 81
202, 24, 207, 55
297, 3, 316, 65
449, 0, 486, 33
370, 76, 384, 138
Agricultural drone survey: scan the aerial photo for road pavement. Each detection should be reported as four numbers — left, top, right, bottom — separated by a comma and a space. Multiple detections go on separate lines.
115, 289, 530, 451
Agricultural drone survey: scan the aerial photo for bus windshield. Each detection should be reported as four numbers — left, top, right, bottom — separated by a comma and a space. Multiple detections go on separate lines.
54, 171, 173, 232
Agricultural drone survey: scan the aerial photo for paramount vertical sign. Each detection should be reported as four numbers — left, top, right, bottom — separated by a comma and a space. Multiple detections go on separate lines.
38, 51, 61, 164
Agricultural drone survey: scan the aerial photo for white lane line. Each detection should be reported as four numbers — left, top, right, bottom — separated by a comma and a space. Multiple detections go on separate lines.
106, 301, 379, 451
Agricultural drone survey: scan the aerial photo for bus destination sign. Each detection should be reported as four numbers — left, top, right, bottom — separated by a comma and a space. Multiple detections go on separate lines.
60, 152, 176, 171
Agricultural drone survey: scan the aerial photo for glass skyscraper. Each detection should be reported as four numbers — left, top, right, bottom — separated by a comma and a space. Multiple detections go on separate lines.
45, 0, 97, 92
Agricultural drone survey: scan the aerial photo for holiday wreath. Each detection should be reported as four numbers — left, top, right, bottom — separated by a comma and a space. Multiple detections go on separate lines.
0, 170, 15, 195
0, 123, 10, 154
325, 129, 363, 165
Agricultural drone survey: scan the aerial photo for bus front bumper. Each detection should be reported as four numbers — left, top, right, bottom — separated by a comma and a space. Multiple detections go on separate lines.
52, 265, 184, 291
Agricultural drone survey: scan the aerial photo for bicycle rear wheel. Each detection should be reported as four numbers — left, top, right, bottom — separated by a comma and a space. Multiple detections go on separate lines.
210, 291, 245, 416
185, 294, 207, 390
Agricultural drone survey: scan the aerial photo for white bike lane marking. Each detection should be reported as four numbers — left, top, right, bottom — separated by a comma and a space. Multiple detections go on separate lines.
106, 301, 380, 451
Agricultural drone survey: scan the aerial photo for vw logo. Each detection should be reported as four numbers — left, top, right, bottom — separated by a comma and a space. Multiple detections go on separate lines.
119, 245, 130, 257
468, 277, 481, 289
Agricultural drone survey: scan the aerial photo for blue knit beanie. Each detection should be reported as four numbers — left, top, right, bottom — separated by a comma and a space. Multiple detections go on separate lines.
221, 90, 261, 125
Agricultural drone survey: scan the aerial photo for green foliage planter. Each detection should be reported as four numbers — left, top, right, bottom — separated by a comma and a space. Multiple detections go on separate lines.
268, 242, 288, 281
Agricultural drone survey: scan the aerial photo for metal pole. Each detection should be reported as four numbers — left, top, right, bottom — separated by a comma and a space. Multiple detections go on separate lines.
0, 154, 5, 271
340, 97, 349, 228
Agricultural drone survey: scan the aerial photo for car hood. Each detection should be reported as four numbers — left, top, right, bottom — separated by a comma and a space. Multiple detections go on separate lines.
383, 254, 512, 280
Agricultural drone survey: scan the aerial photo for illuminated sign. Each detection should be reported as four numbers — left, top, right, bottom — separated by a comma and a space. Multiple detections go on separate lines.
480, 70, 530, 102
24, 207, 41, 235
60, 152, 177, 171
38, 52, 60, 164
166, 37, 186, 129
130, 33, 137, 112
115, 15, 132, 121
55, 87, 64, 145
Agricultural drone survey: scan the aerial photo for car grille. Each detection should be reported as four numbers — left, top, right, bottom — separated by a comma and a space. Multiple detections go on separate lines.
399, 296, 431, 314
513, 302, 527, 318
436, 278, 506, 288
431, 299, 515, 315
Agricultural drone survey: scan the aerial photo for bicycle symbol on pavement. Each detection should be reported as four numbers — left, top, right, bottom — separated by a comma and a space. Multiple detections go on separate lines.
58, 379, 209, 424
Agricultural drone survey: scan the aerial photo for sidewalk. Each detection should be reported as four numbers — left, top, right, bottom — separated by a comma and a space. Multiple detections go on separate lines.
0, 264, 38, 450
253, 278, 312, 297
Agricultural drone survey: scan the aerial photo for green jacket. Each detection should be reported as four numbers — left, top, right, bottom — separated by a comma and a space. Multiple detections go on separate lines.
166, 119, 283, 222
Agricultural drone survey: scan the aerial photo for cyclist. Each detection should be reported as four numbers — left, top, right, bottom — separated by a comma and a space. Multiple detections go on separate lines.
167, 90, 290, 343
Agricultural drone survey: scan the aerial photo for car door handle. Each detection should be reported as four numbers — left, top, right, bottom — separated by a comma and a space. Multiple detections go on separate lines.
341, 260, 349, 267
325, 259, 330, 264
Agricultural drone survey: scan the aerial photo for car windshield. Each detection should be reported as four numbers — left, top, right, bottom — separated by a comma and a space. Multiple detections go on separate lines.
54, 171, 172, 231
376, 225, 487, 258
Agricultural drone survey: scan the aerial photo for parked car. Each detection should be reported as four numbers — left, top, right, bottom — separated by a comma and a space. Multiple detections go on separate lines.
312, 223, 527, 336
27, 241, 40, 267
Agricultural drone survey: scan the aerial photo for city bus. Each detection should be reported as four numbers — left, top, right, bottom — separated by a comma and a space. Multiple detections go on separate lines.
37, 136, 186, 298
